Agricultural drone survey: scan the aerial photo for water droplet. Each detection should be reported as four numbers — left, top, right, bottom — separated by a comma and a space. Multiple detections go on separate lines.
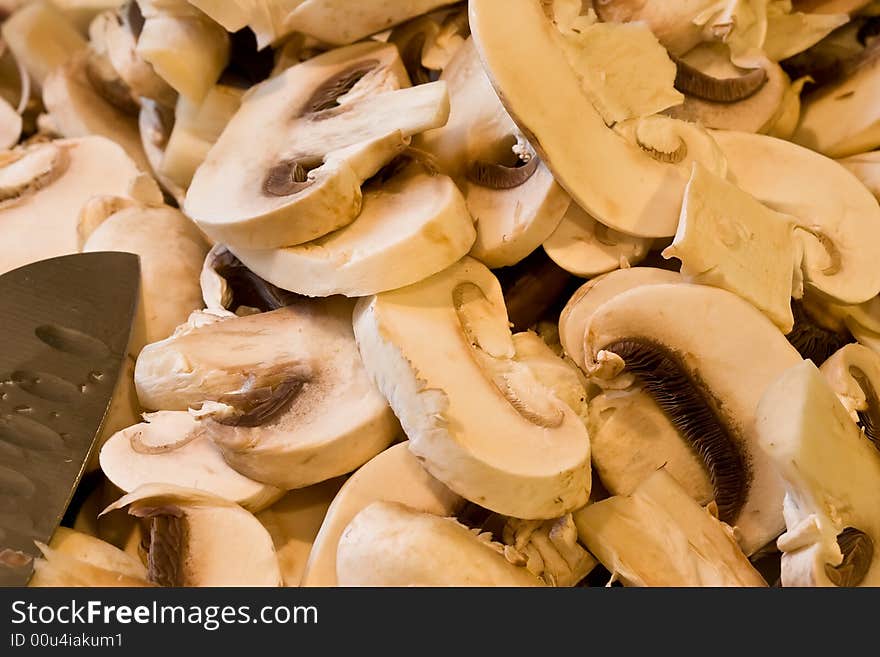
13, 405, 31, 414
88, 371, 104, 383
79, 384, 88, 394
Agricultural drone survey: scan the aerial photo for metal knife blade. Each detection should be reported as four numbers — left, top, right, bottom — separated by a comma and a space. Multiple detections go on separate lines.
0, 252, 140, 587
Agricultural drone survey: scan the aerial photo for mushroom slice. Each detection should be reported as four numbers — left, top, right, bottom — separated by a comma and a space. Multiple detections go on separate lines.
337, 501, 544, 587
756, 360, 880, 586
662, 163, 802, 333
29, 527, 150, 587
1, 1, 87, 89
52, 0, 128, 33
100, 411, 284, 512
186, 0, 249, 33
543, 203, 652, 278
199, 244, 297, 313
794, 0, 873, 12
185, 42, 451, 250
582, 283, 800, 554
82, 201, 209, 350
469, 0, 725, 238
713, 129, 880, 305
102, 484, 283, 586
0, 96, 21, 149
228, 160, 476, 297
558, 266, 681, 370
389, 8, 469, 83
136, 301, 399, 490
0, 137, 159, 275
764, 8, 849, 61
793, 40, 880, 157
135, 0, 229, 103
573, 469, 767, 587
820, 343, 880, 448
285, 0, 459, 46
42, 50, 150, 172
256, 478, 344, 587
302, 442, 463, 587
138, 98, 184, 204
839, 149, 880, 201
354, 257, 591, 519
500, 250, 574, 333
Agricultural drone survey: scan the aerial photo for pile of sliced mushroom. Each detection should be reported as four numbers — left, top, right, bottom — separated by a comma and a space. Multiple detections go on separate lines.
8, 0, 880, 588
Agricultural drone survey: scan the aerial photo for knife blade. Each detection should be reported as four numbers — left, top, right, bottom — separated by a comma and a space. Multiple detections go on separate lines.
0, 252, 140, 587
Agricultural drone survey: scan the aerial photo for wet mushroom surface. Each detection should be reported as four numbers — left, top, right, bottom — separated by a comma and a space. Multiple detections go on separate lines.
6, 0, 880, 588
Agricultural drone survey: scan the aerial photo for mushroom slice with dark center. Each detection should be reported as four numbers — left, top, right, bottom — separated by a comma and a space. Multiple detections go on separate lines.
102, 484, 283, 586
820, 343, 880, 451
787, 298, 854, 365
672, 55, 768, 102
582, 283, 800, 554
200, 243, 300, 313
757, 360, 880, 586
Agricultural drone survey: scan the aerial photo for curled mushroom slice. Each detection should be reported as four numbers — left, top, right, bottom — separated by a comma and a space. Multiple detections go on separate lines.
0, 137, 160, 276
337, 501, 544, 587
582, 283, 800, 554
543, 203, 652, 278
200, 244, 298, 313
756, 360, 880, 586
102, 484, 283, 586
713, 129, 880, 305
764, 8, 849, 62
574, 469, 767, 587
469, 0, 726, 238
672, 53, 768, 103
302, 442, 463, 587
43, 50, 150, 171
820, 344, 880, 449
82, 201, 209, 351
100, 411, 284, 512
186, 42, 451, 250
136, 301, 399, 489
354, 257, 591, 519
228, 159, 476, 297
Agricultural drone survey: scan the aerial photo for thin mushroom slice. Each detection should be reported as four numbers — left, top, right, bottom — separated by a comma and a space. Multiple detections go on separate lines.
756, 360, 880, 586
102, 484, 283, 587
582, 283, 800, 555
820, 343, 880, 450
469, 0, 726, 238
100, 411, 284, 512
543, 203, 652, 278
573, 469, 767, 587
229, 160, 476, 297
200, 244, 298, 314
672, 54, 769, 103
713, 129, 880, 305
0, 137, 160, 276
838, 149, 880, 201
353, 257, 591, 519
185, 42, 451, 250
136, 301, 399, 490
764, 8, 849, 62
0, 96, 21, 149
337, 501, 544, 587
302, 442, 464, 587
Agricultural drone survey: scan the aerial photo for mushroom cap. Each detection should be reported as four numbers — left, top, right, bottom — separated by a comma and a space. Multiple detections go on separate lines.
336, 501, 544, 587
301, 442, 462, 587
99, 411, 284, 512
229, 162, 476, 297
583, 283, 800, 554
0, 137, 157, 276
469, 0, 724, 238
103, 484, 283, 586
353, 256, 591, 519
185, 41, 451, 249
573, 469, 767, 587
713, 129, 880, 305
756, 360, 880, 586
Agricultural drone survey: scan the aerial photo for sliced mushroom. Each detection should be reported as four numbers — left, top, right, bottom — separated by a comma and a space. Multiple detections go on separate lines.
186, 0, 249, 33
102, 484, 283, 586
42, 50, 150, 171
185, 42, 451, 250
819, 343, 880, 449
756, 360, 880, 586
228, 160, 476, 297
100, 411, 284, 512
0, 95, 21, 148
543, 203, 652, 278
389, 7, 469, 83
794, 0, 874, 12
138, 98, 185, 203
662, 162, 803, 332
301, 442, 463, 586
29, 527, 150, 587
73, 478, 143, 556
337, 501, 544, 587
469, 0, 726, 238
0, 137, 160, 275
838, 148, 880, 201
199, 244, 296, 313
713, 129, 880, 305
353, 257, 591, 519
256, 478, 344, 587
581, 283, 800, 554
82, 200, 209, 351
764, 8, 849, 61
499, 250, 574, 333
135, 301, 399, 489
1, 1, 87, 90
787, 295, 855, 364
52, 0, 128, 34
573, 469, 767, 587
